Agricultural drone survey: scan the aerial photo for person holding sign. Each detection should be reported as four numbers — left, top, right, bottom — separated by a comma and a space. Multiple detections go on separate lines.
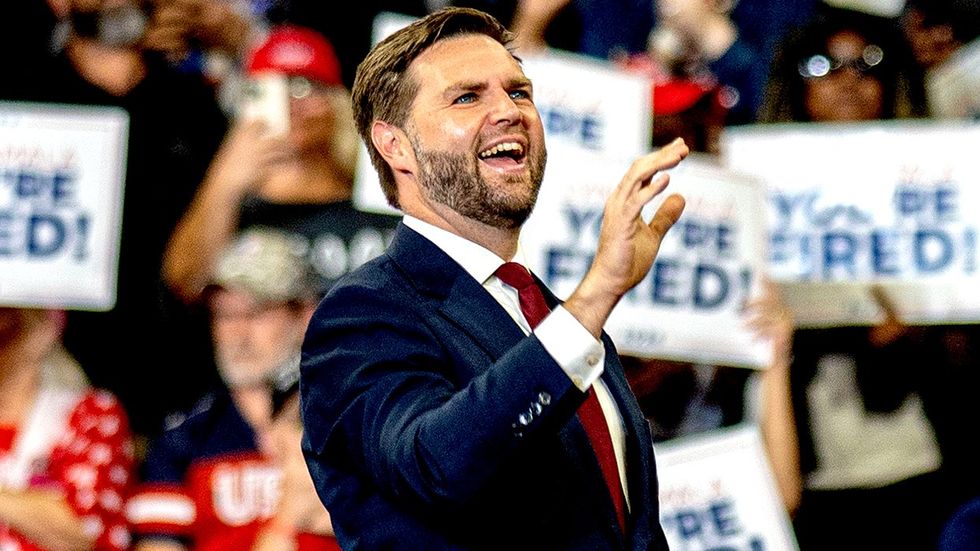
624, 279, 802, 516
754, 6, 980, 550
299, 7, 689, 550
3, 0, 230, 440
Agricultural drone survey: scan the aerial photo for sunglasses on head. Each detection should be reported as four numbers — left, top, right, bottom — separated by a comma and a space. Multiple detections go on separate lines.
798, 44, 885, 78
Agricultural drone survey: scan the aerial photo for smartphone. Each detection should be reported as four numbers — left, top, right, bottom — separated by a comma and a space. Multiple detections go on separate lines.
239, 73, 290, 137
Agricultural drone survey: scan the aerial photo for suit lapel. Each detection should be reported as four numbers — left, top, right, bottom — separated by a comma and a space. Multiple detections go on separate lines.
385, 223, 526, 361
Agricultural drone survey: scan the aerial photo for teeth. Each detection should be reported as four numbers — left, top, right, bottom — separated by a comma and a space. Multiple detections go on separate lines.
479, 142, 524, 158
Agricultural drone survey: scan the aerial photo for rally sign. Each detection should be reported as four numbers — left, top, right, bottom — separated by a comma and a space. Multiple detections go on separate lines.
655, 424, 800, 551
722, 121, 980, 326
520, 49, 652, 157
353, 12, 652, 215
521, 150, 772, 368
0, 101, 128, 310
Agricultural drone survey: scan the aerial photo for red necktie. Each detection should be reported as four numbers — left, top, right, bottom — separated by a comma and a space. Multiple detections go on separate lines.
494, 262, 627, 532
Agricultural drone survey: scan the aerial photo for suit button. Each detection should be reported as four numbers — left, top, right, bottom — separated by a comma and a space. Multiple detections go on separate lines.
530, 402, 543, 415
518, 412, 532, 426
537, 392, 552, 406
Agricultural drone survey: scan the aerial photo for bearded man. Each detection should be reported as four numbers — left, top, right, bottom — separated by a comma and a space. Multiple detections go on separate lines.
299, 7, 690, 550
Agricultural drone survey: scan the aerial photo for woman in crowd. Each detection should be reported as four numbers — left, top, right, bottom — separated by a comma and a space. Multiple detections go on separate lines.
758, 6, 980, 549
0, 308, 134, 550
759, 4, 925, 123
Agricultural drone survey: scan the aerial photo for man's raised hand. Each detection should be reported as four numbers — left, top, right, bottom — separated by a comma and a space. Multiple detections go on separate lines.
564, 138, 690, 337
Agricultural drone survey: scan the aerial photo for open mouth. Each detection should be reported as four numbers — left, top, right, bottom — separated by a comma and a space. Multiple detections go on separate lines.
478, 141, 526, 169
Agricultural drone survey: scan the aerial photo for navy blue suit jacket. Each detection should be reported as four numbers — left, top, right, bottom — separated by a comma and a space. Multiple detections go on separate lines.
300, 222, 669, 550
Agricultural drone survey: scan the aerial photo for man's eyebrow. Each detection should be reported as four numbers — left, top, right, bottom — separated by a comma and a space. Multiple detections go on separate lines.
509, 76, 533, 89
442, 81, 488, 99
441, 77, 533, 99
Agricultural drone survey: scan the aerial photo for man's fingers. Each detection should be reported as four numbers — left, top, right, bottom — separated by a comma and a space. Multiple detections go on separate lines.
636, 172, 670, 205
647, 193, 686, 236
600, 138, 688, 240
616, 138, 690, 200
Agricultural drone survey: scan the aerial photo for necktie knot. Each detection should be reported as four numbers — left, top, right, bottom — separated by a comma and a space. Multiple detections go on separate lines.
494, 262, 549, 329
494, 262, 535, 291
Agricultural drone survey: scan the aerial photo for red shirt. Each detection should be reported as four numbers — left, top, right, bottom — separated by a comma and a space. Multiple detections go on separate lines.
0, 389, 134, 550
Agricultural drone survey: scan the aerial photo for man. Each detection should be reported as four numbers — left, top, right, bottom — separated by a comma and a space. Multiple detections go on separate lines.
300, 7, 689, 550
128, 228, 336, 550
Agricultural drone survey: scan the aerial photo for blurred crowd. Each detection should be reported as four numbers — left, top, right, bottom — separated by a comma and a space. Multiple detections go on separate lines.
1, 0, 978, 549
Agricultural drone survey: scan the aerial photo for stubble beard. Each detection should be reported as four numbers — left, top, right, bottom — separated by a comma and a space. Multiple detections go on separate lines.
414, 145, 547, 230
216, 344, 299, 389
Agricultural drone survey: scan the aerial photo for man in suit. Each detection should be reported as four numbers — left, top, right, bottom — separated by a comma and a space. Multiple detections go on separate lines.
299, 7, 690, 550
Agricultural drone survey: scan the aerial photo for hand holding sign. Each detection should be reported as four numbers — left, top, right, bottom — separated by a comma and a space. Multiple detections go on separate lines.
743, 280, 795, 365
564, 138, 689, 337
868, 284, 909, 347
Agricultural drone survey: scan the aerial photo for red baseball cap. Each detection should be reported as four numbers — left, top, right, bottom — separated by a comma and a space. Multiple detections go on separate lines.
652, 79, 716, 116
614, 53, 720, 117
245, 24, 343, 86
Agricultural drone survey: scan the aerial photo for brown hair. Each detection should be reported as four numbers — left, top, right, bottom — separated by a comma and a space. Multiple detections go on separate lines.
350, 7, 515, 208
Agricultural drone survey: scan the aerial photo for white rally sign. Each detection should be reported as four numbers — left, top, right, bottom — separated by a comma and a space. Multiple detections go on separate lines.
656, 425, 800, 551
521, 151, 772, 368
722, 121, 980, 326
0, 101, 128, 311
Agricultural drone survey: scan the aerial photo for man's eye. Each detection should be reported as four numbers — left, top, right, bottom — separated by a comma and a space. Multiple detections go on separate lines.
510, 90, 531, 101
454, 93, 477, 104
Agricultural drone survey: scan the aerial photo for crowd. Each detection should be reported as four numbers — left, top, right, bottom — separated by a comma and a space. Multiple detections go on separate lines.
0, 0, 978, 548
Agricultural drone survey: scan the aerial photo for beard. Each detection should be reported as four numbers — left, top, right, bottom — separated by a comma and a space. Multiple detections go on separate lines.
216, 347, 299, 389
413, 142, 547, 230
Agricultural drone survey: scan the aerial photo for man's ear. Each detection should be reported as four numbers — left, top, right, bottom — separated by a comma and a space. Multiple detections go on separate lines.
370, 121, 414, 175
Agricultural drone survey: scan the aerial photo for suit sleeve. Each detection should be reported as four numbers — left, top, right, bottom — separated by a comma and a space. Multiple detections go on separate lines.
300, 280, 584, 510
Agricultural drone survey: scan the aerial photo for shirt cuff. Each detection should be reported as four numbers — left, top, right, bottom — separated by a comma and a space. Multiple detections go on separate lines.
536, 306, 605, 392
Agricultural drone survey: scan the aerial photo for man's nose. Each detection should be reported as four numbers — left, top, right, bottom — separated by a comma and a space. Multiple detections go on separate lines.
487, 89, 522, 125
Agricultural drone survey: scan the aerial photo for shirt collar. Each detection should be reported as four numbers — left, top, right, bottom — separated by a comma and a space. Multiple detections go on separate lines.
403, 214, 530, 284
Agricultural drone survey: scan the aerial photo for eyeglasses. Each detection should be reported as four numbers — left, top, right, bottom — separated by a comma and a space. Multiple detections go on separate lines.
798, 44, 885, 78
287, 76, 330, 100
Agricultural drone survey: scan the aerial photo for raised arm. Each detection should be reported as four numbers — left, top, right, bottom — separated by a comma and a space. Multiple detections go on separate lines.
744, 279, 801, 514
162, 119, 291, 302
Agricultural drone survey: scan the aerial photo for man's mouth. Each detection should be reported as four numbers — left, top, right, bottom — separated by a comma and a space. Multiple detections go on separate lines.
478, 141, 526, 168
